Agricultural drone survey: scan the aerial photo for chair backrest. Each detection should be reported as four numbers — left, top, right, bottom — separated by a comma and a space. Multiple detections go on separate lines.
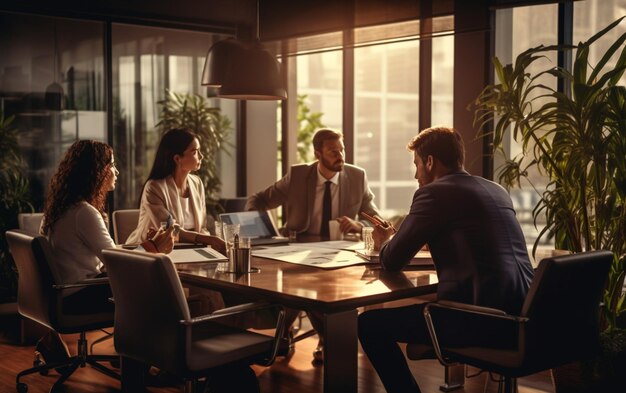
102, 248, 190, 370
17, 213, 44, 234
520, 250, 612, 368
112, 209, 139, 244
6, 230, 56, 330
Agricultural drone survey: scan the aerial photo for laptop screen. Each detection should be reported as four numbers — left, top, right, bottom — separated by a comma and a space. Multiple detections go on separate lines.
219, 211, 278, 239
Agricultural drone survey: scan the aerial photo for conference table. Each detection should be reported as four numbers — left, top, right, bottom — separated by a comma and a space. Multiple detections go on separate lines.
175, 248, 438, 393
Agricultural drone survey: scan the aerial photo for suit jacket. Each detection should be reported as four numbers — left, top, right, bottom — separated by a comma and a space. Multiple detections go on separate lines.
126, 175, 208, 244
380, 170, 534, 315
246, 162, 380, 233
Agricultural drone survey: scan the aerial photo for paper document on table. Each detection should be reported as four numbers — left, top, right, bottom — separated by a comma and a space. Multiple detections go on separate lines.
252, 245, 368, 269
300, 240, 364, 251
168, 247, 228, 264
354, 249, 434, 267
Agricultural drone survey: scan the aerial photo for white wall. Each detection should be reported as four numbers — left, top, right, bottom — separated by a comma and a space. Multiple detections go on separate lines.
245, 101, 279, 196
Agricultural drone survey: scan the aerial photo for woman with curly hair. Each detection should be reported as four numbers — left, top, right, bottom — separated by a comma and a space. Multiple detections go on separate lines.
42, 140, 174, 288
38, 140, 175, 367
127, 128, 225, 253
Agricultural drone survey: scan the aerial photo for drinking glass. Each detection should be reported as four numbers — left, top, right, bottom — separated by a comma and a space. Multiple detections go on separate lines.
214, 220, 223, 239
362, 227, 374, 252
222, 223, 241, 256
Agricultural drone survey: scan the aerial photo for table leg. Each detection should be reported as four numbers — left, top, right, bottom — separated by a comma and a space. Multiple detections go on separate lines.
323, 309, 358, 393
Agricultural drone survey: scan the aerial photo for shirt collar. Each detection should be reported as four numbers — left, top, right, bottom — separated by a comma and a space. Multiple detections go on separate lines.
317, 167, 339, 186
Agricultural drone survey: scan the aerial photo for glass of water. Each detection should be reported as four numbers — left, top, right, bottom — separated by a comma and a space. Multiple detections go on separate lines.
362, 227, 374, 252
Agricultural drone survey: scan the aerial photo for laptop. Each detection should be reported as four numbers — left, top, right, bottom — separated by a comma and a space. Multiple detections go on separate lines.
219, 210, 290, 246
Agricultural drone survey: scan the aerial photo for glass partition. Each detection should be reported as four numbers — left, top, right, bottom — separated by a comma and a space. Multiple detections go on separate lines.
0, 13, 105, 210
111, 24, 237, 210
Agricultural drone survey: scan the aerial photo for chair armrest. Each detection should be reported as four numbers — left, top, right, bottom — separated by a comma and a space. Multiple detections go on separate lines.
423, 301, 528, 367
181, 301, 279, 325
53, 277, 110, 290
180, 301, 287, 367
434, 300, 518, 319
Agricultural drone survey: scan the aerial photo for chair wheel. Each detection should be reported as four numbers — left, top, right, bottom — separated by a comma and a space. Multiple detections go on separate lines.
33, 357, 48, 376
16, 382, 28, 393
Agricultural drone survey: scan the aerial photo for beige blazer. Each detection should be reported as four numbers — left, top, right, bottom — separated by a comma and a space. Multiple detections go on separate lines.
126, 175, 208, 244
246, 162, 380, 233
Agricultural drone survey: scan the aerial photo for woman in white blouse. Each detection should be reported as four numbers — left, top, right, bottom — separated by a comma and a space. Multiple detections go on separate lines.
41, 140, 174, 307
38, 140, 174, 366
126, 128, 225, 254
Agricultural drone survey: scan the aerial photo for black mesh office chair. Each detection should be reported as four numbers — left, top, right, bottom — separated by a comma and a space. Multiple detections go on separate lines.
101, 248, 286, 393
5, 230, 119, 393
422, 250, 613, 393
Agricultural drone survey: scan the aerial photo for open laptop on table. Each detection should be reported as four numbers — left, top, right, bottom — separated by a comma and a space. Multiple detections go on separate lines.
219, 210, 289, 246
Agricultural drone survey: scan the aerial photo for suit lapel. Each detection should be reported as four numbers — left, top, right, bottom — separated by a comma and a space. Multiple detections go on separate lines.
338, 169, 348, 216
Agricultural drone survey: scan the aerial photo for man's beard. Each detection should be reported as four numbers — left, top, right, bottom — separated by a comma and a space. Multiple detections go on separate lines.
321, 156, 344, 172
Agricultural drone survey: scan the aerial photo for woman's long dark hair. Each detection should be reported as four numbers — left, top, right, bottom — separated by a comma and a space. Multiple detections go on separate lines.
136, 128, 197, 206
42, 140, 113, 234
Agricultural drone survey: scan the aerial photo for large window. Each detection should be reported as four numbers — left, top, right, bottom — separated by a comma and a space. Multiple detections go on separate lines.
574, 0, 626, 87
494, 0, 626, 248
494, 4, 558, 247
354, 40, 420, 218
285, 19, 454, 219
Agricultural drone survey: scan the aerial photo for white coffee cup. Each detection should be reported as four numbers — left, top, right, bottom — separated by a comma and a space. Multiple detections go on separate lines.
328, 220, 344, 240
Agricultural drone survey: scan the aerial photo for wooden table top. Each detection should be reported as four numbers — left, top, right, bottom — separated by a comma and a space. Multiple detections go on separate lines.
176, 255, 438, 313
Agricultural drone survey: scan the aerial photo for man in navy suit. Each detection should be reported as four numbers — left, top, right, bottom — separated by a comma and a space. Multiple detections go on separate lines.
358, 126, 534, 393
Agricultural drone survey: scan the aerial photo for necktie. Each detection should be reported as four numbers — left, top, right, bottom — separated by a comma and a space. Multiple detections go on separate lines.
320, 181, 332, 239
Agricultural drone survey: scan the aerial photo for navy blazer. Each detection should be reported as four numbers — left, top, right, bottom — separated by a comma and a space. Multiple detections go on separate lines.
379, 170, 534, 315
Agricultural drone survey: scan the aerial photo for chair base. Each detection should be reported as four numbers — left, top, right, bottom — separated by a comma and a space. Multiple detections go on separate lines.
440, 364, 465, 391
16, 332, 119, 392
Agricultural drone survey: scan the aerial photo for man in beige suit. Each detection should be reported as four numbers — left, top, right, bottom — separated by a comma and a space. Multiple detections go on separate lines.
246, 128, 381, 237
246, 128, 382, 363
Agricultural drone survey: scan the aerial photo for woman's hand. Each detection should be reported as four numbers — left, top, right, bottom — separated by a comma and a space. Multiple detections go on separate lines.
143, 226, 175, 254
195, 234, 227, 255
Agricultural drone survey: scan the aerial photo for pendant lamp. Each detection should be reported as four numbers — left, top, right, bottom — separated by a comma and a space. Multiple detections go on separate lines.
45, 19, 65, 111
201, 38, 245, 88
200, 1, 286, 100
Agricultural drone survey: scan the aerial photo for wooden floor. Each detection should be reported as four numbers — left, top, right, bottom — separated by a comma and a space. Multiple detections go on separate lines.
0, 319, 554, 393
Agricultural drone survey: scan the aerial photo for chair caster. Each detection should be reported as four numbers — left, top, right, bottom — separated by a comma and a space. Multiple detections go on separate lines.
33, 353, 48, 376
16, 382, 28, 393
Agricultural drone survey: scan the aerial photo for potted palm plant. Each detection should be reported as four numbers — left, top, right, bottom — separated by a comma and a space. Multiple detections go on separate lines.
156, 89, 232, 218
472, 17, 626, 391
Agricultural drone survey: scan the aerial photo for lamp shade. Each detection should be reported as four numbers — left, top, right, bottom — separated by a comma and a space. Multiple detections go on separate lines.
201, 38, 245, 87
202, 38, 287, 100
218, 41, 287, 100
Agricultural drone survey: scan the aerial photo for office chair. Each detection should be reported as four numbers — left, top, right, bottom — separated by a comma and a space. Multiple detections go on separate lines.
101, 248, 286, 393
5, 230, 120, 393
422, 250, 613, 393
17, 212, 44, 234
111, 209, 139, 244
